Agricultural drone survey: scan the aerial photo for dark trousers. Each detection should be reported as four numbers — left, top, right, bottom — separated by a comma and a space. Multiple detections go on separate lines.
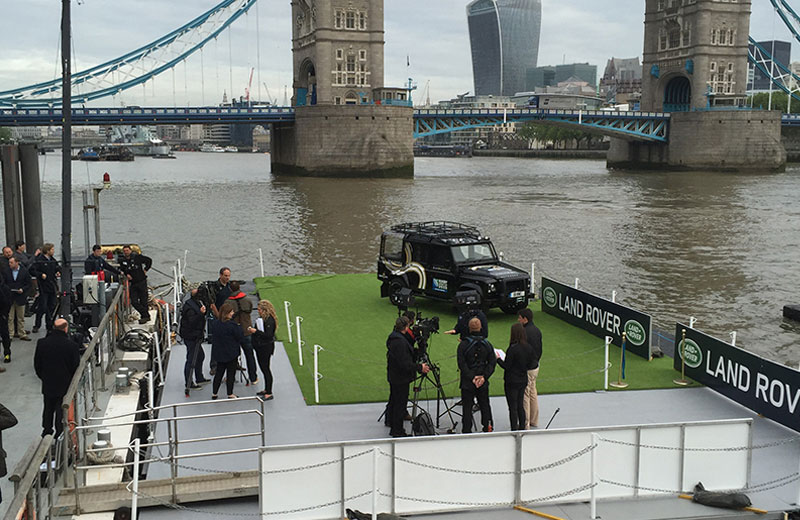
0, 310, 10, 356
388, 381, 410, 436
183, 338, 205, 387
42, 394, 64, 438
212, 359, 238, 396
130, 280, 149, 321
504, 382, 527, 431
34, 291, 57, 330
241, 335, 257, 383
461, 382, 493, 433
253, 343, 274, 394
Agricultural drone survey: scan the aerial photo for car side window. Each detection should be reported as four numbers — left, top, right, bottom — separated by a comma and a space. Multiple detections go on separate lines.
429, 246, 452, 270
382, 233, 404, 262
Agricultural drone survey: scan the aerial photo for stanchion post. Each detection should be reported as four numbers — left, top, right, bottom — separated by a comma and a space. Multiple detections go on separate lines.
284, 301, 293, 343
165, 303, 172, 351
609, 333, 628, 389
611, 290, 617, 303
314, 344, 322, 404
604, 336, 611, 391
730, 331, 737, 346
153, 331, 165, 387
674, 329, 690, 386
530, 262, 535, 297
372, 447, 379, 520
590, 433, 598, 519
575, 278, 579, 289
132, 437, 141, 518
147, 371, 154, 410
258, 248, 265, 278
296, 316, 304, 366
689, 316, 696, 329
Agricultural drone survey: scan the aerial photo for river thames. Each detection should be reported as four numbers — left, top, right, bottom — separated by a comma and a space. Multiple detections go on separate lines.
11, 151, 800, 366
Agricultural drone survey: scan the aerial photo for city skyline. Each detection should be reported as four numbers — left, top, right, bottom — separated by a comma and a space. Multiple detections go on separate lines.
0, 0, 795, 106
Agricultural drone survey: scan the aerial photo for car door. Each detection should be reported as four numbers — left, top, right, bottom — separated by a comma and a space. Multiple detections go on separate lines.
426, 245, 456, 299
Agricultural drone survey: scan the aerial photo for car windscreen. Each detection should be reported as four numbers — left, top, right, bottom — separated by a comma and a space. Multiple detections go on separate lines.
450, 243, 496, 264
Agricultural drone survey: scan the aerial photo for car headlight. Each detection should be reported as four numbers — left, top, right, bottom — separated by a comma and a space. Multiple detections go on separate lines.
487, 283, 497, 294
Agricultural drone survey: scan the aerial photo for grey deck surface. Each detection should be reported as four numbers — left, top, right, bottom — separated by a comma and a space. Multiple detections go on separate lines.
140, 334, 800, 520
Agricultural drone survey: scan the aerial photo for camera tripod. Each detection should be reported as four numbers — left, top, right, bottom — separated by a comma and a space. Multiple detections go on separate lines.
409, 347, 460, 434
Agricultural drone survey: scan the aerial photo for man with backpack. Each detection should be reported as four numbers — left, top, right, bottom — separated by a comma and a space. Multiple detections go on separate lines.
457, 317, 496, 433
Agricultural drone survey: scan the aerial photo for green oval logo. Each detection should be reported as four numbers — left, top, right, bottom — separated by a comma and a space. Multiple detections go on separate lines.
680, 339, 703, 369
624, 320, 646, 346
543, 287, 557, 308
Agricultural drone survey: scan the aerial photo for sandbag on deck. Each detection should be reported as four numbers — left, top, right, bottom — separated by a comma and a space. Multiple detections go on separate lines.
692, 482, 751, 509
346, 508, 407, 520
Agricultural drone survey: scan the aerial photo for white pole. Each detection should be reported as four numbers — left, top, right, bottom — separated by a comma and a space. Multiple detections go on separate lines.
796, 453, 800, 506
153, 331, 165, 387
258, 248, 265, 278
372, 447, 379, 520
530, 262, 535, 296
590, 433, 598, 519
132, 437, 141, 518
575, 278, 579, 289
284, 301, 293, 343
172, 266, 179, 312
611, 290, 617, 303
689, 316, 696, 329
730, 331, 737, 346
296, 316, 304, 366
165, 303, 172, 351
314, 344, 321, 404
147, 371, 154, 409
604, 337, 611, 391
182, 249, 188, 274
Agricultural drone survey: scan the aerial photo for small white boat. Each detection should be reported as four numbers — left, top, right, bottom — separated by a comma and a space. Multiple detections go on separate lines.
224, 145, 238, 153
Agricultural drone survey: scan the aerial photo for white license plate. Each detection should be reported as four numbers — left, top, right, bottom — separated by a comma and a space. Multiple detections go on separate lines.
510, 291, 525, 298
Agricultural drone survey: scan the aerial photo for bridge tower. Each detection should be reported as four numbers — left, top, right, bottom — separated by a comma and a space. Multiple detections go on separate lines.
271, 0, 414, 177
641, 0, 751, 112
609, 0, 785, 171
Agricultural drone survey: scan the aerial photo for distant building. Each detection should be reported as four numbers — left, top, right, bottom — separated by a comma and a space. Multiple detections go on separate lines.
600, 57, 642, 105
467, 0, 542, 96
513, 76, 604, 110
421, 94, 517, 147
527, 63, 597, 90
11, 127, 42, 141
748, 40, 791, 91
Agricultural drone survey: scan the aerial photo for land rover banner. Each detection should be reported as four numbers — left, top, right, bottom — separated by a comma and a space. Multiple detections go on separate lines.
540, 277, 652, 359
673, 324, 800, 433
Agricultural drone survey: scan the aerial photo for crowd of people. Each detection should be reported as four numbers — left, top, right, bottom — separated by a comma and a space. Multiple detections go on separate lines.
179, 267, 278, 401
386, 305, 543, 437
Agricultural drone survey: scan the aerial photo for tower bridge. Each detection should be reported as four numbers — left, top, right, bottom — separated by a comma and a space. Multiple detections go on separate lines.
0, 0, 797, 174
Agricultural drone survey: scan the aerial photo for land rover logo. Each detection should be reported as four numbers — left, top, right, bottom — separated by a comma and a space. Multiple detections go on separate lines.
679, 339, 703, 369
624, 320, 646, 346
543, 287, 557, 308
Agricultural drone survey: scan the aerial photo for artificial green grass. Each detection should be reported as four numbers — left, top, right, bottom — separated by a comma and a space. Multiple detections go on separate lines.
255, 273, 682, 405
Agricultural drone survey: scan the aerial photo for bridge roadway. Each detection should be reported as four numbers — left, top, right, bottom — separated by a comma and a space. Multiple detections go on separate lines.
0, 105, 672, 142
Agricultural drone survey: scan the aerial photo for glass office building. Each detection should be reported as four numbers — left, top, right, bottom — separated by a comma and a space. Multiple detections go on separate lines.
467, 0, 542, 96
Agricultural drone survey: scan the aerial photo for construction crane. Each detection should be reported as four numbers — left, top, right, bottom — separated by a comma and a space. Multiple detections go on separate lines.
244, 67, 254, 105
262, 82, 277, 106
419, 80, 431, 107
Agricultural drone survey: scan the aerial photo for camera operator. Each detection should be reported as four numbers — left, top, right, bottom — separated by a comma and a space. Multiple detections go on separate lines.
386, 317, 429, 438
457, 317, 496, 433
445, 303, 488, 340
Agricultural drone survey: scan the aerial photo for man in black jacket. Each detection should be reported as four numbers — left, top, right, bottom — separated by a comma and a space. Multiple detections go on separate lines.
386, 317, 429, 438
119, 245, 152, 324
4, 256, 31, 342
0, 275, 12, 365
34, 318, 81, 438
457, 318, 496, 433
30, 243, 61, 333
180, 288, 209, 396
0, 402, 18, 503
84, 244, 121, 280
518, 308, 542, 429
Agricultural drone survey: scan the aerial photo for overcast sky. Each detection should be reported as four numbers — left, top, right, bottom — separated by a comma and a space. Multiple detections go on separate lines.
0, 0, 795, 106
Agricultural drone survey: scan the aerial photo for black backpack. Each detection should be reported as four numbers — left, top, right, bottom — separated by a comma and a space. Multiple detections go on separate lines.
412, 410, 435, 436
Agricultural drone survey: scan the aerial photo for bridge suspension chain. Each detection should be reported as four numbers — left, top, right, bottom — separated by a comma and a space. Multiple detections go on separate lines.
0, 0, 260, 108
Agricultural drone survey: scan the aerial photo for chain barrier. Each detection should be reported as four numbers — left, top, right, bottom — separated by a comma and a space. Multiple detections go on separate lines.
379, 481, 596, 508
378, 443, 595, 476
599, 435, 800, 452
600, 472, 800, 495
127, 482, 372, 517
521, 482, 598, 504
538, 364, 610, 382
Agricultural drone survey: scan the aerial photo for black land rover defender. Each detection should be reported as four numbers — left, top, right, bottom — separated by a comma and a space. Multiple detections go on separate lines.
378, 222, 531, 314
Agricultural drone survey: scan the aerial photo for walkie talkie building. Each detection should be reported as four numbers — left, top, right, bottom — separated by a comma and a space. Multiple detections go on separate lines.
467, 0, 542, 97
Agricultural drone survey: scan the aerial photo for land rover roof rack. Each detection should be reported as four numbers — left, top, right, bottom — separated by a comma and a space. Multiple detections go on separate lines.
390, 222, 482, 239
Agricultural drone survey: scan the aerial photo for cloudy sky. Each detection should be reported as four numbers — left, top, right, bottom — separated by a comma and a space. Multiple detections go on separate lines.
0, 0, 795, 106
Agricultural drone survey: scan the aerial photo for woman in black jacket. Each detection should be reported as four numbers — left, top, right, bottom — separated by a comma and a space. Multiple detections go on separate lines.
180, 288, 209, 396
251, 300, 278, 400
210, 302, 254, 399
496, 323, 533, 431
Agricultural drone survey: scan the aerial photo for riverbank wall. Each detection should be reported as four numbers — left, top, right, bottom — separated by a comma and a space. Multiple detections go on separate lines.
472, 149, 607, 159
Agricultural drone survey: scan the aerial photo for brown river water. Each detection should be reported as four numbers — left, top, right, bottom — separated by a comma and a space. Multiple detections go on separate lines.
7, 151, 800, 366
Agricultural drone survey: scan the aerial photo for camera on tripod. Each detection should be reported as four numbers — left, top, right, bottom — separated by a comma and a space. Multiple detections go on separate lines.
411, 313, 439, 364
